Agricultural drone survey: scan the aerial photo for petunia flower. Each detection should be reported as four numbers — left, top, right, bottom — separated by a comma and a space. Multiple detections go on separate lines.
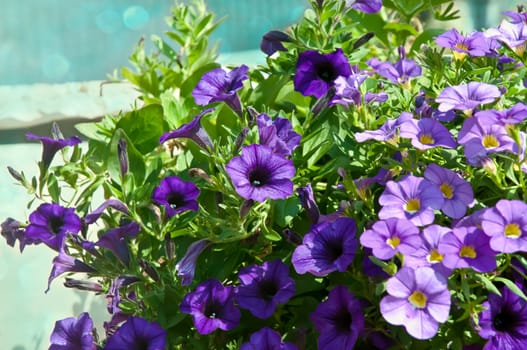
297, 183, 321, 224
486, 20, 527, 56
1, 217, 26, 252
180, 279, 241, 335
354, 112, 413, 143
435, 28, 493, 60
236, 259, 295, 319
47, 249, 96, 293
152, 176, 200, 217
260, 30, 290, 56
96, 221, 141, 267
436, 82, 502, 114
330, 66, 368, 106
367, 57, 422, 84
49, 312, 95, 350
256, 113, 301, 157
175, 238, 211, 286
380, 266, 451, 340
240, 327, 297, 350
345, 0, 382, 13
399, 117, 456, 150
310, 285, 365, 350
159, 108, 214, 151
226, 144, 295, 202
103, 316, 166, 350
106, 275, 141, 315
474, 102, 527, 125
481, 199, 527, 253
84, 199, 129, 225
292, 217, 357, 277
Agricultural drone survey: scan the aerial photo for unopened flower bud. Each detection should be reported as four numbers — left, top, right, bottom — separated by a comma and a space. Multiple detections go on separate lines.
64, 278, 103, 292
189, 167, 214, 184
7, 166, 23, 182
117, 138, 129, 177
139, 258, 159, 281
240, 199, 254, 218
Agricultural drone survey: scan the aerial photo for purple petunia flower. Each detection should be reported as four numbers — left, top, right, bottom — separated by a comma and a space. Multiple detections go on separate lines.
192, 65, 248, 116
1, 217, 26, 252
175, 239, 211, 286
159, 108, 214, 151
360, 218, 422, 260
25, 203, 82, 251
106, 275, 141, 315
345, 0, 382, 14
438, 226, 497, 273
486, 20, 527, 56
292, 217, 357, 277
226, 144, 295, 202
310, 285, 365, 350
49, 312, 95, 350
256, 113, 301, 157
481, 199, 527, 253
47, 249, 96, 293
152, 176, 200, 217
399, 117, 456, 150
424, 164, 474, 219
436, 82, 502, 114
180, 279, 240, 335
354, 112, 413, 143
378, 175, 444, 227
236, 259, 295, 319
294, 48, 352, 98
84, 199, 129, 225
380, 266, 451, 340
367, 57, 422, 84
240, 327, 297, 350
260, 30, 290, 56
435, 28, 493, 60
96, 221, 141, 267
297, 183, 321, 224
330, 66, 368, 106
477, 285, 527, 349
103, 316, 166, 350
474, 102, 527, 125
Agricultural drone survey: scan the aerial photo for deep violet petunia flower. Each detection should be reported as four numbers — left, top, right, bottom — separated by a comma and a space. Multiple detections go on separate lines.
1, 217, 26, 252
25, 203, 82, 251
260, 30, 290, 56
159, 108, 214, 151
180, 279, 241, 334
84, 199, 129, 225
106, 275, 141, 315
96, 221, 141, 267
480, 199, 527, 253
297, 183, 321, 224
175, 238, 211, 286
477, 285, 527, 349
424, 164, 474, 219
292, 217, 357, 277
47, 249, 96, 292
310, 285, 365, 350
436, 82, 502, 113
49, 312, 95, 350
438, 226, 497, 273
103, 316, 166, 350
380, 267, 451, 340
474, 102, 527, 125
236, 259, 295, 319
367, 57, 422, 84
345, 0, 382, 13
256, 113, 301, 157
152, 176, 200, 217
378, 175, 444, 227
354, 112, 413, 143
240, 327, 297, 350
360, 218, 422, 260
226, 144, 295, 202
435, 28, 493, 60
293, 48, 352, 98
192, 65, 248, 116
399, 117, 456, 150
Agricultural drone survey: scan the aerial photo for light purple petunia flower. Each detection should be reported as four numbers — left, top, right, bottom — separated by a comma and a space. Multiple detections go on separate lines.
378, 175, 444, 227
399, 117, 456, 150
438, 226, 497, 273
152, 176, 200, 217
226, 144, 295, 202
367, 57, 422, 84
159, 108, 214, 150
25, 203, 82, 251
49, 312, 95, 350
240, 327, 297, 350
423, 164, 474, 219
435, 28, 493, 60
310, 285, 365, 350
180, 279, 241, 335
486, 20, 527, 56
360, 218, 422, 260
292, 217, 357, 277
236, 259, 295, 319
354, 112, 413, 143
380, 266, 451, 340
477, 285, 527, 349
192, 65, 248, 116
330, 65, 368, 106
345, 0, 382, 13
96, 221, 141, 267
481, 199, 527, 253
436, 82, 502, 113
103, 316, 166, 350
294, 48, 352, 98
175, 239, 211, 286
474, 102, 527, 125
257, 113, 301, 157
47, 249, 96, 293
260, 30, 290, 56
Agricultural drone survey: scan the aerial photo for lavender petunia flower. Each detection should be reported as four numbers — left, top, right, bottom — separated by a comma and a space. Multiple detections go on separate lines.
310, 285, 364, 350
481, 199, 527, 253
152, 176, 200, 217
378, 175, 444, 227
257, 113, 301, 157
180, 279, 240, 334
192, 65, 248, 116
354, 112, 413, 143
292, 217, 357, 277
49, 312, 95, 350
360, 218, 422, 260
1, 217, 26, 252
47, 249, 96, 293
226, 144, 295, 202
175, 239, 211, 286
25, 203, 82, 251
236, 259, 295, 319
438, 226, 497, 273
486, 20, 527, 56
293, 48, 351, 98
367, 57, 422, 84
477, 285, 527, 349
297, 183, 320, 224
103, 316, 166, 350
330, 66, 368, 106
345, 0, 382, 14
96, 221, 141, 267
364, 91, 388, 104
399, 117, 456, 150
474, 102, 527, 125
436, 82, 502, 113
435, 28, 493, 60
424, 164, 474, 219
84, 199, 129, 225
260, 30, 290, 56
240, 327, 297, 350
159, 108, 214, 151
380, 267, 451, 340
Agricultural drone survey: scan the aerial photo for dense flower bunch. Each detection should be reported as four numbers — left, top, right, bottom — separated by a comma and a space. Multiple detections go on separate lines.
5, 0, 527, 349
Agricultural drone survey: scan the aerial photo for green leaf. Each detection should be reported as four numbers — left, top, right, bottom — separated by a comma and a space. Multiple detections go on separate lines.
46, 173, 60, 203
116, 104, 165, 154
247, 74, 290, 109
494, 277, 527, 301
273, 197, 301, 227
474, 274, 501, 296
410, 28, 445, 53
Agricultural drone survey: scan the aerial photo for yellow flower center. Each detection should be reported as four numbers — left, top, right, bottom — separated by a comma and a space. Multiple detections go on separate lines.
405, 198, 421, 213
482, 135, 499, 149
419, 133, 435, 145
514, 43, 526, 57
453, 44, 468, 61
440, 183, 454, 199
504, 223, 522, 238
459, 245, 476, 259
386, 236, 400, 249
408, 291, 427, 309
427, 249, 444, 263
